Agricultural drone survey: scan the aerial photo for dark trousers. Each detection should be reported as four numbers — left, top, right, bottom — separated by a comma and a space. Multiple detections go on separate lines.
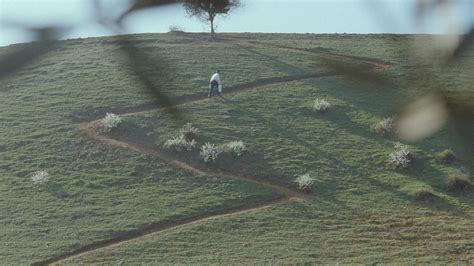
208, 80, 219, 97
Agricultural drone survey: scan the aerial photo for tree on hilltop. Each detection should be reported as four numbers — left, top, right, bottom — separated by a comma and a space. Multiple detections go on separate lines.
184, 0, 241, 39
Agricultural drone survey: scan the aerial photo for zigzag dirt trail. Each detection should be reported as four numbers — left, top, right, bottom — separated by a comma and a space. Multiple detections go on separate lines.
36, 38, 393, 265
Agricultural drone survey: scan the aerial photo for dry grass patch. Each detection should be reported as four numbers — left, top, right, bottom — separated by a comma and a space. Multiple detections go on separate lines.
438, 149, 456, 164
409, 188, 436, 201
445, 172, 471, 193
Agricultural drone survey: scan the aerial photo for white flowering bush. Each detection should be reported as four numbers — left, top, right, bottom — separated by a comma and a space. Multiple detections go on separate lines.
312, 98, 331, 112
295, 173, 314, 193
225, 140, 246, 157
163, 134, 196, 152
389, 142, 413, 169
179, 122, 199, 141
102, 112, 122, 132
375, 117, 394, 135
31, 170, 49, 184
200, 142, 221, 163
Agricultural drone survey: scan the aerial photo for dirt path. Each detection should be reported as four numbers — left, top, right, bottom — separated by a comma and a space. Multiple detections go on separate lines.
37, 38, 392, 265
38, 198, 288, 266
79, 71, 333, 124
39, 73, 315, 266
77, 120, 306, 200
220, 36, 395, 69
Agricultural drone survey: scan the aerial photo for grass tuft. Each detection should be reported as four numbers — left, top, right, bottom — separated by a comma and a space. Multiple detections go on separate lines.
409, 188, 436, 201
438, 149, 456, 164
445, 172, 471, 193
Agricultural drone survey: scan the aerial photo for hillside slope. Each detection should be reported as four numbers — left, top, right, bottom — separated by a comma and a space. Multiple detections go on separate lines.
0, 33, 472, 264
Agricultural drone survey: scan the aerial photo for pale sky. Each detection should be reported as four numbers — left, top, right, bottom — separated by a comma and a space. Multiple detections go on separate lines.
0, 0, 472, 46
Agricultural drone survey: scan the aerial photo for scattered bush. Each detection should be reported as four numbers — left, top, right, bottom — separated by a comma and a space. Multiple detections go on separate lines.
294, 173, 314, 193
102, 112, 122, 132
31, 170, 49, 184
312, 98, 331, 113
410, 188, 436, 200
438, 149, 456, 164
169, 25, 185, 32
163, 134, 196, 152
200, 142, 221, 163
375, 117, 394, 135
445, 172, 471, 193
224, 140, 246, 157
389, 142, 413, 169
180, 122, 199, 141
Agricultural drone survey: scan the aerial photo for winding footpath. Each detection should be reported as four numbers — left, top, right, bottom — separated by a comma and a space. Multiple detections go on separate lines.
35, 39, 393, 265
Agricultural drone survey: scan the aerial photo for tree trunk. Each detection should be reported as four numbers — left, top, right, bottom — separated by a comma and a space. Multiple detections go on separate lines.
210, 17, 215, 40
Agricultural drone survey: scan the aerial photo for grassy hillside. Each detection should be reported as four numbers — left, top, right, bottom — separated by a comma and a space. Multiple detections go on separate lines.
72, 79, 473, 264
1, 33, 472, 264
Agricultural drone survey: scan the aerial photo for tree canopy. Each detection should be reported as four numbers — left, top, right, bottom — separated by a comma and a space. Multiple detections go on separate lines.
184, 0, 241, 39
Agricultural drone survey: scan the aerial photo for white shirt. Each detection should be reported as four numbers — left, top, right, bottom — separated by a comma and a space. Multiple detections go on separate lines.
210, 73, 221, 85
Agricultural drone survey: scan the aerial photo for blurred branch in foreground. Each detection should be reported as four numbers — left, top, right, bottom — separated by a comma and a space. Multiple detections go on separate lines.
331, 0, 474, 163
0, 24, 68, 78
0, 0, 472, 161
1, 0, 185, 121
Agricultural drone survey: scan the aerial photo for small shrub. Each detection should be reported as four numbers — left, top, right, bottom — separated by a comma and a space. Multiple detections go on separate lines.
163, 135, 196, 152
389, 142, 413, 169
102, 112, 122, 132
179, 122, 199, 141
410, 188, 435, 200
438, 149, 456, 164
312, 98, 330, 113
31, 170, 49, 184
224, 140, 246, 157
445, 172, 471, 193
375, 117, 394, 135
200, 142, 221, 163
294, 173, 314, 193
169, 25, 185, 32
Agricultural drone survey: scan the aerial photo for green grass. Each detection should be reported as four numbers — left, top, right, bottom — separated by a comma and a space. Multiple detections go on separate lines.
70, 201, 474, 264
0, 133, 280, 264
1, 32, 472, 264
74, 79, 473, 263
2, 33, 315, 263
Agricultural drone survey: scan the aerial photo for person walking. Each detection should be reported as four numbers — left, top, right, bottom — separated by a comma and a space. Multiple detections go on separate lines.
208, 70, 222, 98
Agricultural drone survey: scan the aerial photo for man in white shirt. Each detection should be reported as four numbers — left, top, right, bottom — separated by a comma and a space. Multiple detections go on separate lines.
208, 70, 222, 98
